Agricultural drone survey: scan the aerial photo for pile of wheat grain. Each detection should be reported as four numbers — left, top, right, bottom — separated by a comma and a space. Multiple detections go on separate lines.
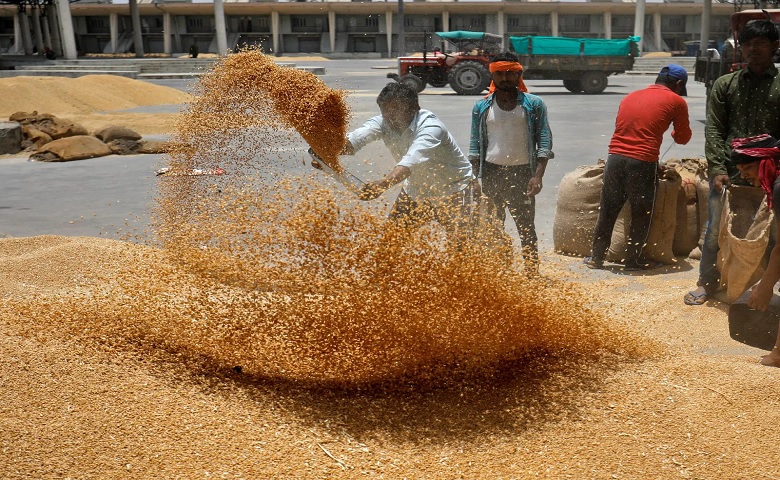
4, 49, 655, 386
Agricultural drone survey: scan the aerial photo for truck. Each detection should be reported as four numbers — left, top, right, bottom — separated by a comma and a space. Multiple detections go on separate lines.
694, 9, 780, 100
389, 31, 639, 95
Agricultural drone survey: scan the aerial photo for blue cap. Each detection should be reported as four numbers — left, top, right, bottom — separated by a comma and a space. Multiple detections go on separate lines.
659, 64, 688, 96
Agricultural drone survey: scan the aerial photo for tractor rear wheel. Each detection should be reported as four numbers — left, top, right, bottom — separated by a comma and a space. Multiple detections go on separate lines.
580, 71, 608, 94
448, 61, 491, 95
400, 73, 426, 93
563, 79, 583, 93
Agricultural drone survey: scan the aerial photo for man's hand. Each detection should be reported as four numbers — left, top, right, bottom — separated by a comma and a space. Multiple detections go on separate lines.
308, 148, 324, 170
527, 176, 543, 196
359, 182, 384, 201
748, 282, 774, 312
712, 174, 731, 193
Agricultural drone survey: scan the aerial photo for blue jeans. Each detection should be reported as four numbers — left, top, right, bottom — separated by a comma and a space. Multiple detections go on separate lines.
698, 178, 725, 294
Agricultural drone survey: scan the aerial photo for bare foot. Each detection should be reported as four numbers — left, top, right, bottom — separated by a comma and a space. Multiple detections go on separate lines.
760, 350, 780, 367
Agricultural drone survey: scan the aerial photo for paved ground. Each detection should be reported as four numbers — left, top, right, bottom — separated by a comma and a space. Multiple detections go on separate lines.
0, 59, 708, 247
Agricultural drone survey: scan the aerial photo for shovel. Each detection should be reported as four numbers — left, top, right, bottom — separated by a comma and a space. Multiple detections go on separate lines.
307, 147, 365, 196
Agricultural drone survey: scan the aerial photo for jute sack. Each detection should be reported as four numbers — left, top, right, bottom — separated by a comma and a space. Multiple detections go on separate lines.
30, 135, 111, 162
665, 158, 708, 257
717, 186, 772, 303
606, 170, 682, 264
553, 161, 604, 257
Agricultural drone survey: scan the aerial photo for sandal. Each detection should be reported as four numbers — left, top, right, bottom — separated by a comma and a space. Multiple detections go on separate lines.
684, 290, 708, 305
583, 257, 604, 269
624, 261, 663, 271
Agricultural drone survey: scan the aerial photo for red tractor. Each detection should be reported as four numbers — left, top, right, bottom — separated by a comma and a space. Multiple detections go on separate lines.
388, 31, 503, 96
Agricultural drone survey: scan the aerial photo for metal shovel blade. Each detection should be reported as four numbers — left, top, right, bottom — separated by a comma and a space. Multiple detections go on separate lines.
307, 148, 364, 195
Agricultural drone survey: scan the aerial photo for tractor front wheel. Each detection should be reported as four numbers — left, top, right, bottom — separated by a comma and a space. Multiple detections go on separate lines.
448, 61, 491, 95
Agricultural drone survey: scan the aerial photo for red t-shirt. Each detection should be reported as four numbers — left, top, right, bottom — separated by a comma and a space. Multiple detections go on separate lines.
608, 84, 692, 162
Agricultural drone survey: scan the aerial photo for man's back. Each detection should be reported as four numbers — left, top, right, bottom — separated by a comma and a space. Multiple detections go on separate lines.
609, 84, 691, 162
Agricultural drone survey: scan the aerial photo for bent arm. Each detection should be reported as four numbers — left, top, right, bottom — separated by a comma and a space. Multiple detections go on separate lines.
671, 101, 692, 145
749, 236, 780, 311
360, 166, 411, 200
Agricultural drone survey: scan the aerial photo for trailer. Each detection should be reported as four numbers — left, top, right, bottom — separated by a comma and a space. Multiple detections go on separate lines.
390, 31, 638, 95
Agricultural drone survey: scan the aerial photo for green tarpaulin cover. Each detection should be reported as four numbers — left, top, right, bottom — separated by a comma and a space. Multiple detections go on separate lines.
437, 31, 502, 42
509, 36, 640, 56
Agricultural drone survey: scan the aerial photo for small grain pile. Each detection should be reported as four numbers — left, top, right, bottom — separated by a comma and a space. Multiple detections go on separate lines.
5, 49, 654, 387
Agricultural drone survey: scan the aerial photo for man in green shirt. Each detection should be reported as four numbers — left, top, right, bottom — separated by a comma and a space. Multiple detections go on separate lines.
685, 19, 780, 305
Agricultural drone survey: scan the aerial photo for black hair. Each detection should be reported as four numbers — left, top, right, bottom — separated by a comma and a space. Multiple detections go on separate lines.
739, 19, 780, 44
655, 74, 680, 89
377, 82, 419, 109
492, 51, 520, 64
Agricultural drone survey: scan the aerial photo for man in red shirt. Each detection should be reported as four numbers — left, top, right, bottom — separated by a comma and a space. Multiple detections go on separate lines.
584, 65, 692, 271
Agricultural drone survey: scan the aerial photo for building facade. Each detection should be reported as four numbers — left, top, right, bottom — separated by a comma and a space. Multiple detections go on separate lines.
0, 0, 736, 57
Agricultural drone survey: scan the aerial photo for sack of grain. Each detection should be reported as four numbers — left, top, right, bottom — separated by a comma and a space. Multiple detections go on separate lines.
606, 170, 681, 264
30, 135, 112, 162
717, 186, 772, 303
665, 157, 708, 257
553, 161, 604, 257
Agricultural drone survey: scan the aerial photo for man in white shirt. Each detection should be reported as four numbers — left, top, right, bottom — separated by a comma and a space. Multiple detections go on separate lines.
343, 82, 476, 238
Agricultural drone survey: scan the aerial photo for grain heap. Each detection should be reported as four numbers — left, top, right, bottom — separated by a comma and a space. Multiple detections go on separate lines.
4, 49, 653, 387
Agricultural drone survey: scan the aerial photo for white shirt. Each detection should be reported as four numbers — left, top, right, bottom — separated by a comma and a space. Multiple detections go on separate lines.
347, 109, 473, 200
485, 104, 531, 166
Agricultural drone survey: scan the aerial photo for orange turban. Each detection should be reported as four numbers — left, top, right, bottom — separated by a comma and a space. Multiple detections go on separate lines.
487, 61, 528, 96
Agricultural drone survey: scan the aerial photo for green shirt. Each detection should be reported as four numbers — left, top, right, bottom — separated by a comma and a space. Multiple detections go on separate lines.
705, 65, 780, 179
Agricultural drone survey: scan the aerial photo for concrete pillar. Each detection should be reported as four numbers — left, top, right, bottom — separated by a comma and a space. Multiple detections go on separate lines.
550, 11, 558, 37
41, 14, 52, 50
271, 11, 279, 54
54, 0, 77, 59
497, 11, 505, 50
12, 14, 22, 54
633, 0, 646, 52
603, 11, 612, 40
214, 0, 228, 54
163, 12, 172, 55
653, 12, 662, 52
699, 0, 712, 57
48, 5, 62, 57
31, 7, 45, 54
18, 11, 33, 55
110, 13, 118, 54
442, 11, 449, 33
385, 10, 392, 58
129, 0, 144, 57
173, 16, 182, 53
328, 11, 335, 53
397, 0, 405, 57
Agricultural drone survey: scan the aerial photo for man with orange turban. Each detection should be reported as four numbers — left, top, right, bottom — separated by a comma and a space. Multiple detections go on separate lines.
468, 52, 553, 276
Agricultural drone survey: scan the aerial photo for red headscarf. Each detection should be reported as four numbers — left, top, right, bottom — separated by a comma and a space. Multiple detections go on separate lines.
486, 61, 528, 97
731, 134, 780, 208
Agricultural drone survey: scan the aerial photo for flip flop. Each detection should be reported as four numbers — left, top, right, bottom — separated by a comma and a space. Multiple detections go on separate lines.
684, 290, 708, 305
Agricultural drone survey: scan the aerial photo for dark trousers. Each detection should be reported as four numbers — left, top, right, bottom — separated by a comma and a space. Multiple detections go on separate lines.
591, 154, 657, 265
481, 162, 538, 263
388, 188, 472, 243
